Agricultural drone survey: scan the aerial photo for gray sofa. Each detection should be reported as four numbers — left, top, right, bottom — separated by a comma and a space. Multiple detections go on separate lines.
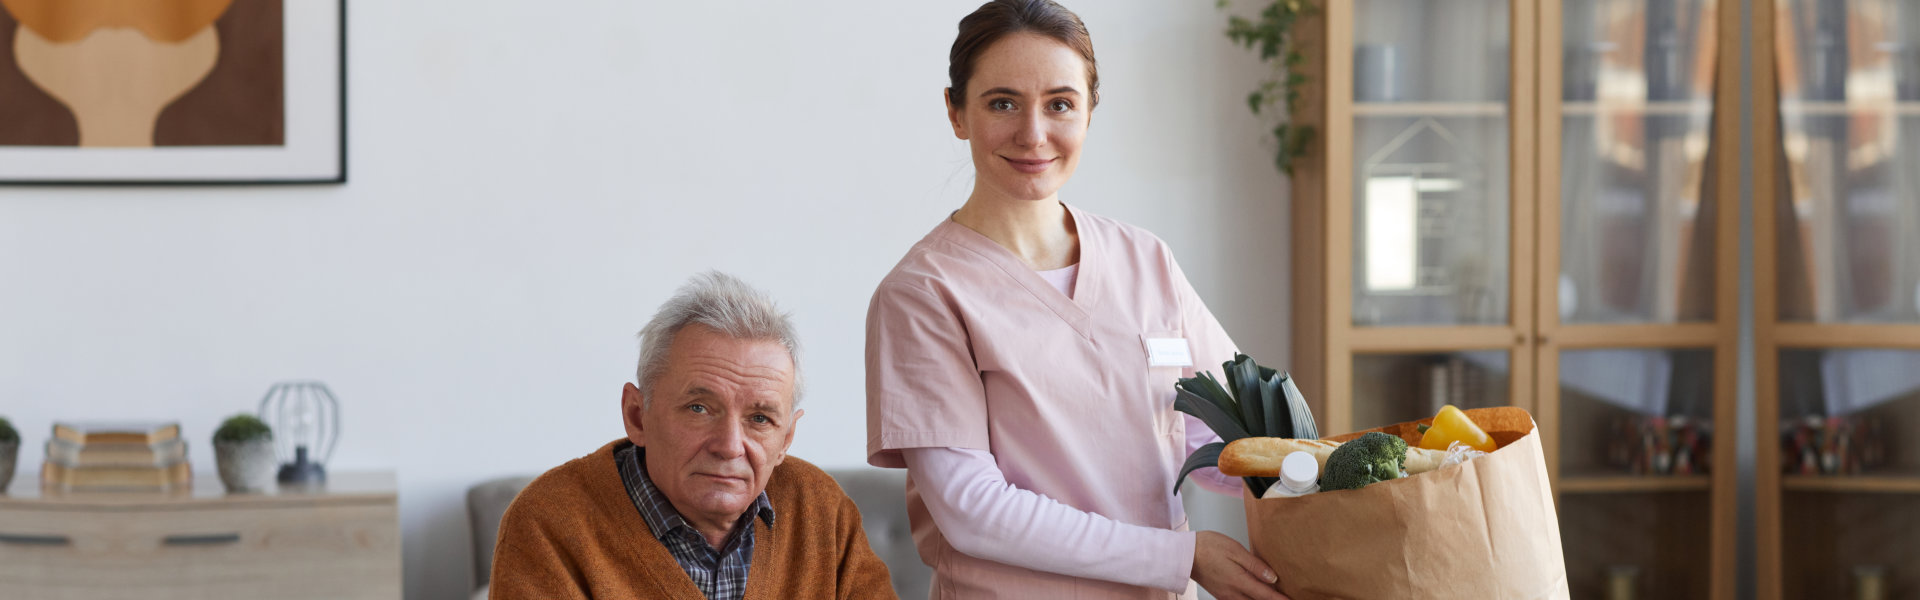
468, 469, 1245, 600
467, 468, 934, 599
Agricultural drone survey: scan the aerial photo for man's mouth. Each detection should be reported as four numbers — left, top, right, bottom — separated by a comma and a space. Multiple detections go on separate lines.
696, 473, 749, 485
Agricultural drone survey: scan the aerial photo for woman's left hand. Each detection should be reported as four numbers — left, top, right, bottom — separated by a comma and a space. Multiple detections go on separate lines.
1191, 530, 1292, 600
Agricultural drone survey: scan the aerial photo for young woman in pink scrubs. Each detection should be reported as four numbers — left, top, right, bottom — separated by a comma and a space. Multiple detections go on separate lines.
864, 2, 1292, 599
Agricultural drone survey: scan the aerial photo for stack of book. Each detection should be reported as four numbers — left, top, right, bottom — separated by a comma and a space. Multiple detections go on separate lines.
43, 421, 191, 492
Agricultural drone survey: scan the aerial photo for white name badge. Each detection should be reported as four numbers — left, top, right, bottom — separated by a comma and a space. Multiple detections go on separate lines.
1146, 337, 1194, 367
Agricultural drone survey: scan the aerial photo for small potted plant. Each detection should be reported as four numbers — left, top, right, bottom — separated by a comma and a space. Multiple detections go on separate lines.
0, 417, 17, 493
213, 414, 275, 493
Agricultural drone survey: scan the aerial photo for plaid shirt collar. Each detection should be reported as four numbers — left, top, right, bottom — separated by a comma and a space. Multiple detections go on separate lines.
616, 444, 775, 600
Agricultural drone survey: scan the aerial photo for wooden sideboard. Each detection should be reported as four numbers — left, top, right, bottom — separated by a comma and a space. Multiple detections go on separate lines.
0, 471, 400, 600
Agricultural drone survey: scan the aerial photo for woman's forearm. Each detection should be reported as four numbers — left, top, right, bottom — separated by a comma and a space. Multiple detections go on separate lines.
902, 446, 1198, 592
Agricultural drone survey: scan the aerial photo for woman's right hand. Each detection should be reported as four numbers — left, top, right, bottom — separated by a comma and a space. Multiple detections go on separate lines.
1191, 530, 1291, 600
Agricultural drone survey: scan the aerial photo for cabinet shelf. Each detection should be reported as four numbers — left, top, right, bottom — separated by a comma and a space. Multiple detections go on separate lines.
1561, 101, 1712, 116
1559, 474, 1712, 494
1781, 473, 1920, 494
1352, 102, 1507, 117
1778, 101, 1920, 116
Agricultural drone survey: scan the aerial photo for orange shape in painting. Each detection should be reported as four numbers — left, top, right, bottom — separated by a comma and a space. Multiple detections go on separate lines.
14, 24, 220, 146
1, 0, 234, 43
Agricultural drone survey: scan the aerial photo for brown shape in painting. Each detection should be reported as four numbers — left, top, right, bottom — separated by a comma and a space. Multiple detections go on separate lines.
2, 0, 233, 147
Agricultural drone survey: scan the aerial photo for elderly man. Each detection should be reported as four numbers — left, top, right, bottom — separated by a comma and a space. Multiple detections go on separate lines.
491, 272, 896, 600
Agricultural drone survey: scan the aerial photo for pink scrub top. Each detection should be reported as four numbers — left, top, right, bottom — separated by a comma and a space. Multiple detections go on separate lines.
866, 205, 1239, 599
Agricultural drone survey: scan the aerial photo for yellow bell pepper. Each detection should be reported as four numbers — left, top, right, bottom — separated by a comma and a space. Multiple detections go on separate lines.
1417, 405, 1497, 452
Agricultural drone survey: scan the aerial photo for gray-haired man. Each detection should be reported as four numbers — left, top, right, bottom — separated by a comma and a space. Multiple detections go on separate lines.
492, 271, 896, 600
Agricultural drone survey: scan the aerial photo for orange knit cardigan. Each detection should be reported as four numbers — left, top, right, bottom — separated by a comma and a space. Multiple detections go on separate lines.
490, 439, 899, 600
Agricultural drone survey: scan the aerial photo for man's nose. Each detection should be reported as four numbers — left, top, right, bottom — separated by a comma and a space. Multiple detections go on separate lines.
706, 420, 747, 460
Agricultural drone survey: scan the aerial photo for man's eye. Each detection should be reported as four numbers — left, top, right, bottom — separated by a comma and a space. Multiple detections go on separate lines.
1049, 99, 1071, 112
990, 98, 1015, 111
689, 404, 708, 414
751, 414, 771, 425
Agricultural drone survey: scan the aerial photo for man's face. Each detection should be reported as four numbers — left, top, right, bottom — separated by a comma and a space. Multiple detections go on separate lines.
623, 324, 800, 533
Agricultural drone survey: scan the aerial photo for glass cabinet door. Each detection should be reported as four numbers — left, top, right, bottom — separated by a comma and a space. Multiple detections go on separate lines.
1558, 0, 1720, 325
1349, 0, 1512, 327
1775, 0, 1920, 324
1555, 348, 1717, 600
1350, 350, 1510, 431
1763, 3, 1920, 598
1774, 348, 1920, 598
1544, 1, 1732, 598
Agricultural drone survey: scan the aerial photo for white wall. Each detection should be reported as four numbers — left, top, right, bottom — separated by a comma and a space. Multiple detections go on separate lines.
0, 1, 1289, 598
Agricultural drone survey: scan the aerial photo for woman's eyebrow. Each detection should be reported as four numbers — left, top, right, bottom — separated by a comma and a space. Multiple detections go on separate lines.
979, 86, 1083, 98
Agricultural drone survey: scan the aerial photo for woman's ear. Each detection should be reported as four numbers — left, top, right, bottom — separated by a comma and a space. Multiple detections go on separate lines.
945, 88, 969, 140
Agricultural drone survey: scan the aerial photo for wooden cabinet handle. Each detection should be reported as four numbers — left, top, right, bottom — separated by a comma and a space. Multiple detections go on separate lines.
162, 533, 242, 546
0, 533, 72, 546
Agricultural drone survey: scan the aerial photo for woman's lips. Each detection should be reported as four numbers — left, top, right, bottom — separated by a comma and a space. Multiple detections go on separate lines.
1004, 157, 1055, 174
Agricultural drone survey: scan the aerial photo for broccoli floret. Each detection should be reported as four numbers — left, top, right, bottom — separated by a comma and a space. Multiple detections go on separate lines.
1320, 432, 1409, 491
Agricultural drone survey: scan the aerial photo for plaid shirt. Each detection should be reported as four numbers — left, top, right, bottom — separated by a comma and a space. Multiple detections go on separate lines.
616, 444, 775, 600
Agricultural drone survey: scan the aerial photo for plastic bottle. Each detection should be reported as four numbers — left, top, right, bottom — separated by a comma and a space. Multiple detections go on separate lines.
1262, 451, 1321, 498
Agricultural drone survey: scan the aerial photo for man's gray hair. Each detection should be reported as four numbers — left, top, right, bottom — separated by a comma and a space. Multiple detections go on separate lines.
635, 271, 802, 408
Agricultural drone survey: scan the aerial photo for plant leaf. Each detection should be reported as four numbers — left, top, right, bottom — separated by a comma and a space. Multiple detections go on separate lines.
1281, 373, 1319, 440
1174, 388, 1249, 442
1180, 372, 1240, 424
1230, 355, 1266, 437
1174, 441, 1229, 494
1261, 374, 1289, 440
1244, 475, 1278, 494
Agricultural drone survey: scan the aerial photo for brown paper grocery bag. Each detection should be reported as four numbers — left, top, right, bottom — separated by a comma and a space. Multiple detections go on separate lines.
1242, 406, 1569, 600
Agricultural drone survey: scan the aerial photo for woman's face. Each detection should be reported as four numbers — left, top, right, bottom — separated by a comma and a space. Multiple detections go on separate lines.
947, 33, 1091, 204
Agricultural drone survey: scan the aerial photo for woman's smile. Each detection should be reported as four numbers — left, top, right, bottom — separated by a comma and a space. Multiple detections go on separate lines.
1004, 156, 1056, 174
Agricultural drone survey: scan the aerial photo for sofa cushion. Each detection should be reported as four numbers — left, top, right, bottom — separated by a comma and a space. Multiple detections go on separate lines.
468, 475, 536, 589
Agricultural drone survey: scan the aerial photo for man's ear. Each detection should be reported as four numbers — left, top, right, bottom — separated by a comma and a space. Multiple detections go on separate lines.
945, 88, 969, 140
622, 383, 646, 447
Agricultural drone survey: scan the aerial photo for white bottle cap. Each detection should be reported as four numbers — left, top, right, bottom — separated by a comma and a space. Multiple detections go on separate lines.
1280, 451, 1319, 493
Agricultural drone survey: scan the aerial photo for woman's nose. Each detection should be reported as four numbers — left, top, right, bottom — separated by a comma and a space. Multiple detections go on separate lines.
1014, 110, 1047, 148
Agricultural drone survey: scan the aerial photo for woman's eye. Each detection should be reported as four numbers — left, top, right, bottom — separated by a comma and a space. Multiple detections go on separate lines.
989, 98, 1015, 111
1049, 99, 1071, 112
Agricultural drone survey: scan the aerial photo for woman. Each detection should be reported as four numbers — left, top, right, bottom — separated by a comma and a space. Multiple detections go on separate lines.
864, 2, 1291, 599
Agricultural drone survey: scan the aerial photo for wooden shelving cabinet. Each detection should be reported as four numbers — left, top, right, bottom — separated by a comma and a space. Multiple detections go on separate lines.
1755, 1, 1920, 598
1287, 1, 1742, 598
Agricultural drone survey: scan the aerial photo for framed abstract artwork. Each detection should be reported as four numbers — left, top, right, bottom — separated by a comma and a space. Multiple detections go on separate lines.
0, 0, 345, 184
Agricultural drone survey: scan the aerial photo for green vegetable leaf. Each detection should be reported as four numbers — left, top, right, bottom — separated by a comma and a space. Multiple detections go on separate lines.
1281, 373, 1318, 440
1261, 375, 1289, 440
1174, 441, 1229, 494
1174, 388, 1249, 442
1229, 355, 1266, 438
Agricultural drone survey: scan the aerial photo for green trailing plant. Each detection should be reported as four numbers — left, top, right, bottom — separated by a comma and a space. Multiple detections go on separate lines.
1219, 0, 1316, 176
213, 414, 273, 444
0, 417, 16, 444
1172, 354, 1319, 493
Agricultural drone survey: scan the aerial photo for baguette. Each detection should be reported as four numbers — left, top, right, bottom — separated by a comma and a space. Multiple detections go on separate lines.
1219, 436, 1456, 477
1218, 438, 1339, 477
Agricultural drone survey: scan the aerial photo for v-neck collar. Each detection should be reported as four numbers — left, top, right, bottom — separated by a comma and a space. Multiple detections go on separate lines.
935, 202, 1102, 339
